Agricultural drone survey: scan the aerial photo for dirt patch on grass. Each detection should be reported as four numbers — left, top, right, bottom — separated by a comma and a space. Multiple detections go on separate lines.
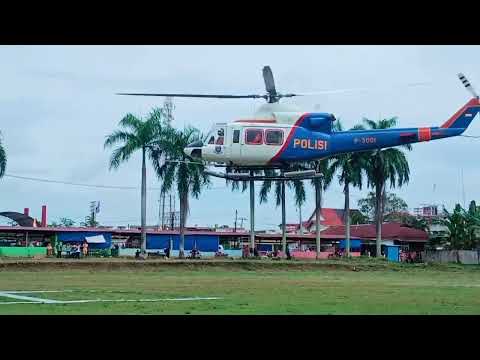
0, 257, 443, 273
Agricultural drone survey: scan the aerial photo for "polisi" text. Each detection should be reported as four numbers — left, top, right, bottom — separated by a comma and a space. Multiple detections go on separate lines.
293, 138, 328, 150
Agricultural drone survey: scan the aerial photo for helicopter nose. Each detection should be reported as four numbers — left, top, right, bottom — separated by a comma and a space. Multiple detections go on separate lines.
184, 141, 203, 159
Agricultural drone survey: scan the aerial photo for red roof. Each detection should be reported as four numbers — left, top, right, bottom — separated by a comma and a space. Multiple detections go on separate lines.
287, 208, 360, 231
318, 208, 345, 226
321, 223, 429, 242
256, 233, 356, 240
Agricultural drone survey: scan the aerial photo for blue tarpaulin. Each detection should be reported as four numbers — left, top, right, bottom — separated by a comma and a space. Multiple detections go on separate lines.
57, 231, 112, 249
258, 244, 273, 252
338, 239, 362, 250
386, 245, 400, 262
147, 234, 219, 252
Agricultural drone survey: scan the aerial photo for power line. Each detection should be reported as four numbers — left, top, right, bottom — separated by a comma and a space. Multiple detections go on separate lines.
3, 173, 228, 191
460, 135, 480, 139
4, 174, 155, 190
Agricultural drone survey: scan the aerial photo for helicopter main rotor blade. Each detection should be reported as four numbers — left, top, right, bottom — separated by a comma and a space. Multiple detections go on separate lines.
294, 82, 432, 96
262, 66, 277, 97
117, 93, 266, 99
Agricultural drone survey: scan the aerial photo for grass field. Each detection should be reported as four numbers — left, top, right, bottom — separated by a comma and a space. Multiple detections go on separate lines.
0, 259, 479, 314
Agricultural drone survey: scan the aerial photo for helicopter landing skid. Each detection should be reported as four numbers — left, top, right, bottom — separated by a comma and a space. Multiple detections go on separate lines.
205, 169, 319, 182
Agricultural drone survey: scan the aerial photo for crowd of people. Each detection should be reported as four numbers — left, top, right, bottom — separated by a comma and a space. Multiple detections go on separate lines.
53, 240, 89, 258
241, 244, 291, 260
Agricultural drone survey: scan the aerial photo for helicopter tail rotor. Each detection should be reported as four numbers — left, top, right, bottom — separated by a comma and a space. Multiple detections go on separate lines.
458, 73, 479, 99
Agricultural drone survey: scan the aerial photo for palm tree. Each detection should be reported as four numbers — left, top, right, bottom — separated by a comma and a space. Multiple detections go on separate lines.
259, 168, 306, 255
104, 108, 165, 258
363, 117, 411, 257
0, 131, 6, 178
259, 169, 306, 210
309, 159, 335, 259
330, 121, 368, 257
151, 126, 210, 258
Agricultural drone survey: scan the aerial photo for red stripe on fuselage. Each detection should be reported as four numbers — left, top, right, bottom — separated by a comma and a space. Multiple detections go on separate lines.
418, 127, 432, 142
234, 119, 276, 123
269, 113, 310, 164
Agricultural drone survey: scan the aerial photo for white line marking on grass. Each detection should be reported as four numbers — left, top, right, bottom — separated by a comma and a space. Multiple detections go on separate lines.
2, 290, 74, 294
0, 295, 223, 305
0, 291, 60, 304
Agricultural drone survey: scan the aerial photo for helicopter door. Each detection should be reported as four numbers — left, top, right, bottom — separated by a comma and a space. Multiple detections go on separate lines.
229, 126, 242, 164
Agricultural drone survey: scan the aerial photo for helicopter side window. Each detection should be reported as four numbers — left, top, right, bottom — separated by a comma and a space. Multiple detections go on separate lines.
233, 130, 240, 144
265, 129, 284, 145
215, 128, 225, 145
245, 129, 263, 145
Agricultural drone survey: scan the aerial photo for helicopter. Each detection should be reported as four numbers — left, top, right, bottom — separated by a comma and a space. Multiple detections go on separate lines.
119, 67, 480, 180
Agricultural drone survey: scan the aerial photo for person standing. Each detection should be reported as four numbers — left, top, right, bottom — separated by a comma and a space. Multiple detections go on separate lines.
82, 241, 89, 257
56, 241, 63, 259
46, 242, 53, 257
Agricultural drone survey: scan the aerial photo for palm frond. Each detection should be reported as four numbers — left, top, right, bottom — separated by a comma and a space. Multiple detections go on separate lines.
0, 135, 6, 178
104, 130, 137, 149
118, 114, 144, 132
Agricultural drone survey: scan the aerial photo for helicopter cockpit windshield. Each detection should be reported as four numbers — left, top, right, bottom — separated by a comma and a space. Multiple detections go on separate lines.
204, 124, 226, 146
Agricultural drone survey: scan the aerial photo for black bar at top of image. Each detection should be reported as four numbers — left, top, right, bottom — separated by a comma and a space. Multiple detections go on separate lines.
1, 6, 480, 45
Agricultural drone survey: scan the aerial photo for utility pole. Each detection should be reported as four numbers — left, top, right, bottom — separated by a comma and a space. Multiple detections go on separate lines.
299, 204, 304, 235
234, 210, 238, 232
173, 193, 176, 229
281, 177, 287, 257
239, 217, 246, 229
249, 171, 255, 255
89, 201, 97, 227
161, 191, 166, 229
158, 191, 162, 230
169, 194, 172, 230
314, 178, 322, 260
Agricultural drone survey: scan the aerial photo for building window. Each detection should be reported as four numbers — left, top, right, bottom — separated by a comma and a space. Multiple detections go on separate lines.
233, 130, 240, 143
245, 129, 263, 145
265, 129, 284, 145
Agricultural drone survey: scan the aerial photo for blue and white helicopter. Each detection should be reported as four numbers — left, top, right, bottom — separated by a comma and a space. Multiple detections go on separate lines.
120, 67, 480, 180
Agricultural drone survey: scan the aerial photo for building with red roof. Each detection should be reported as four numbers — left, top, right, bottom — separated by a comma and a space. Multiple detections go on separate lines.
285, 207, 362, 233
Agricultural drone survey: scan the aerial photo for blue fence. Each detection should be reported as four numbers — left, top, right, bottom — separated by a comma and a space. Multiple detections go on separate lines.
147, 234, 219, 252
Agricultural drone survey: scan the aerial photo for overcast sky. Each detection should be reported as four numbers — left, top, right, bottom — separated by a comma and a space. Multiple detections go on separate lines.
1, 45, 479, 229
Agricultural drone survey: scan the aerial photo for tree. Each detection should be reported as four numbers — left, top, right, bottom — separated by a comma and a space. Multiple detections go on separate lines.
151, 126, 210, 258
258, 167, 306, 255
363, 117, 411, 257
330, 121, 368, 256
442, 204, 469, 250
309, 158, 335, 259
0, 131, 6, 178
50, 218, 76, 227
80, 215, 99, 228
358, 191, 409, 222
350, 211, 369, 225
104, 108, 166, 258
465, 200, 480, 249
443, 201, 480, 250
